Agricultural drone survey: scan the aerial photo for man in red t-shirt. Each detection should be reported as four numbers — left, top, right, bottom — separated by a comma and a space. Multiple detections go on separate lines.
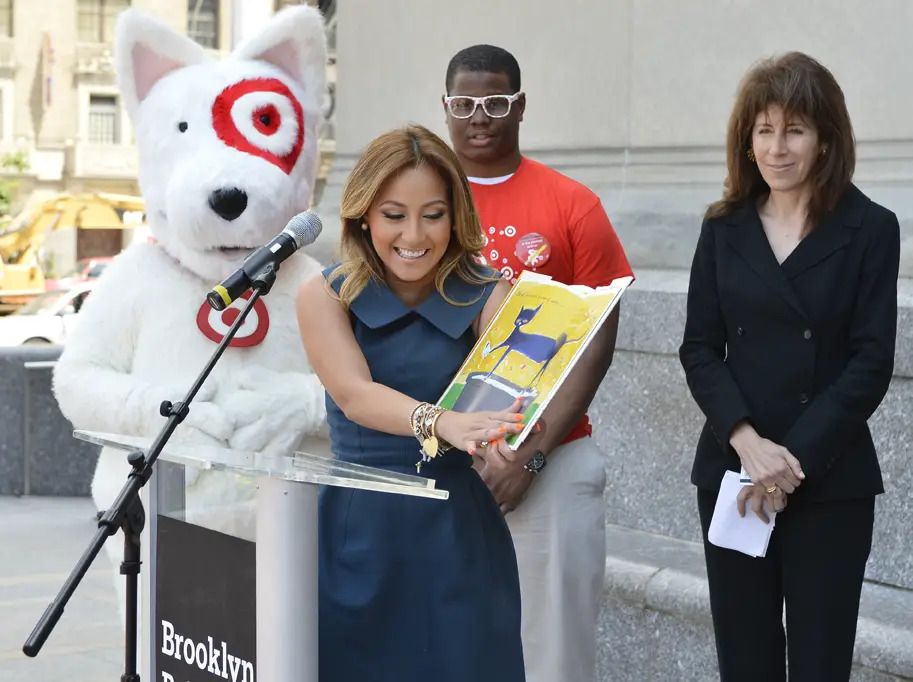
443, 45, 633, 682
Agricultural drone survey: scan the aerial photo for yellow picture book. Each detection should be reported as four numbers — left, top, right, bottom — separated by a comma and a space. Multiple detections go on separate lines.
437, 270, 634, 449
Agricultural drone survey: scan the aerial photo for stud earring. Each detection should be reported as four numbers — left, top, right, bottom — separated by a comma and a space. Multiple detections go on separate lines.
361, 222, 368, 231
820, 144, 828, 157
747, 148, 756, 163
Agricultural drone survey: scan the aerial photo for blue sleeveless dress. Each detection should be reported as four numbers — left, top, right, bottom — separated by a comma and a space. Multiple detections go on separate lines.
318, 266, 525, 682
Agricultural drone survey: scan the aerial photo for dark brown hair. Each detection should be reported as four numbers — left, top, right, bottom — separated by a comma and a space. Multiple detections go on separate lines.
331, 124, 493, 306
706, 52, 855, 232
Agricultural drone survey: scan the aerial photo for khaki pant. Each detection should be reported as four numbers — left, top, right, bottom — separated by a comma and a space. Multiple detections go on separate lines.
505, 436, 607, 682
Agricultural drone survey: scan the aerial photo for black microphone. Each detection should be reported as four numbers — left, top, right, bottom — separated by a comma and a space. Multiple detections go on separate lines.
206, 211, 322, 311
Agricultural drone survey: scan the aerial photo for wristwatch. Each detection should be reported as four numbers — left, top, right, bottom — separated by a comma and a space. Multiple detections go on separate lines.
524, 450, 547, 475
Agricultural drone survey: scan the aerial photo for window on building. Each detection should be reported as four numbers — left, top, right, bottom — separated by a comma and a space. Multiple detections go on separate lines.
78, 0, 130, 43
88, 94, 119, 144
187, 0, 219, 49
0, 0, 12, 38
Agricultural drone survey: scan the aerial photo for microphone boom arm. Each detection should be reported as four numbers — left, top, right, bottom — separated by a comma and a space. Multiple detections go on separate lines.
22, 266, 280, 682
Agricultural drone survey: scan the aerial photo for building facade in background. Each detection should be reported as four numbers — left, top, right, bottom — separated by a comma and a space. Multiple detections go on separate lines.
0, 0, 335, 210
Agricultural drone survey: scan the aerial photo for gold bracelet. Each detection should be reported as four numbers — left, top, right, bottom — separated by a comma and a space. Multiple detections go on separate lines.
410, 402, 436, 449
421, 407, 438, 440
410, 402, 432, 436
409, 402, 453, 460
429, 409, 452, 453
409, 403, 425, 438
420, 405, 443, 458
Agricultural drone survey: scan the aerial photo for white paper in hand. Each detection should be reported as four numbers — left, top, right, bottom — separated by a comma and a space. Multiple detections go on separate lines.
708, 470, 776, 558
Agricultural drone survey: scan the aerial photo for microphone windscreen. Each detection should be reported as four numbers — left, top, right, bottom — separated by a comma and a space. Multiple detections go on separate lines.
284, 211, 323, 248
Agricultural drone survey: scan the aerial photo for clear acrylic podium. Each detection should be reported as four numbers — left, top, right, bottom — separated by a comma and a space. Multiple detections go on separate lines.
74, 429, 448, 682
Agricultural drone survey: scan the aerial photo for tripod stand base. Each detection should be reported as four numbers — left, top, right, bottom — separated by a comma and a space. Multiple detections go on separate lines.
117, 489, 144, 682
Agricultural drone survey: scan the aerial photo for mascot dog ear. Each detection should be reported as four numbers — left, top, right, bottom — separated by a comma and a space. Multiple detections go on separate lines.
232, 5, 328, 111
115, 6, 327, 122
115, 8, 209, 121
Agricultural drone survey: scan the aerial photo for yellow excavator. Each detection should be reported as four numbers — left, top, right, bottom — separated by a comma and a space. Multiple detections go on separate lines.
0, 192, 147, 313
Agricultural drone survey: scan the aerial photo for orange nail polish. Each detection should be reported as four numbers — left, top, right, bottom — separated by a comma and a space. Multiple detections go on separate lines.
535, 424, 541, 432
499, 426, 506, 434
468, 447, 476, 455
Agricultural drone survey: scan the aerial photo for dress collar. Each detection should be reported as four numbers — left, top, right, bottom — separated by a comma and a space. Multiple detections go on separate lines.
323, 265, 496, 340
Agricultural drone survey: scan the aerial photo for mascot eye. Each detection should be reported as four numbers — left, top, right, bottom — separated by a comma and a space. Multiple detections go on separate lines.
178, 121, 188, 133
252, 105, 281, 135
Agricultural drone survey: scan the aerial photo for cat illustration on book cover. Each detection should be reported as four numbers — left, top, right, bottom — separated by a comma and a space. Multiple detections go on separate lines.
481, 303, 584, 392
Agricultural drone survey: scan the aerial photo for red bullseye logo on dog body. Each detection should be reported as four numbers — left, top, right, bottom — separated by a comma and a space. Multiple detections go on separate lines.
211, 78, 304, 175
196, 291, 270, 347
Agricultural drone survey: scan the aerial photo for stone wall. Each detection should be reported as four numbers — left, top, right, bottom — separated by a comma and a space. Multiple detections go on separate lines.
326, 0, 913, 278
588, 272, 913, 680
592, 270, 913, 591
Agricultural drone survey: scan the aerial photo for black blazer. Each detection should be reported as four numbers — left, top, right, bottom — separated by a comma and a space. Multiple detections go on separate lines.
680, 184, 899, 502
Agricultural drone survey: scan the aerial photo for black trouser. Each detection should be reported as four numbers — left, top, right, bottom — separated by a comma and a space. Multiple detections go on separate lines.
697, 488, 875, 682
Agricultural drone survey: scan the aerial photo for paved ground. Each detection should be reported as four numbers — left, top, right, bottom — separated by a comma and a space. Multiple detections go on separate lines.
0, 496, 121, 681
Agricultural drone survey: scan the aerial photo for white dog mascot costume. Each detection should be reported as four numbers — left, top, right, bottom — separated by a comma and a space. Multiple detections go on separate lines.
53, 5, 329, 618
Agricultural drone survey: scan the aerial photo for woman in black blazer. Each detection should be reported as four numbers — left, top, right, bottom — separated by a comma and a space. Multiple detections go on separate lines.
680, 52, 899, 682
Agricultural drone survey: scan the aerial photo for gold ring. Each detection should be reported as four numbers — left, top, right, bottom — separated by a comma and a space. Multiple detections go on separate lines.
765, 485, 778, 494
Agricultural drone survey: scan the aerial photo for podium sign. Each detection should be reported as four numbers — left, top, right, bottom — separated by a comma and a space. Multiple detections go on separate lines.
156, 515, 256, 682
74, 430, 448, 682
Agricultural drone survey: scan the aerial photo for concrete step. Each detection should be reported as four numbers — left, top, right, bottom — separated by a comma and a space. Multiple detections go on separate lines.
597, 523, 913, 681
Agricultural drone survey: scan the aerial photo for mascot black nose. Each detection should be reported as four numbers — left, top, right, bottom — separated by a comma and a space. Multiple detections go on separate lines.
208, 187, 248, 221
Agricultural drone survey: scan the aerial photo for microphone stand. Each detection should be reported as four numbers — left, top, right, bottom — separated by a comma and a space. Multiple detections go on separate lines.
23, 265, 279, 682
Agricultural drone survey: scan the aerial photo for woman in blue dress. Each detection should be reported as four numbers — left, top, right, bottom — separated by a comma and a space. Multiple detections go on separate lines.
297, 124, 526, 681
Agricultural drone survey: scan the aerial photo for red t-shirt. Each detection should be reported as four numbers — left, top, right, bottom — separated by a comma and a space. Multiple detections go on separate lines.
469, 157, 633, 444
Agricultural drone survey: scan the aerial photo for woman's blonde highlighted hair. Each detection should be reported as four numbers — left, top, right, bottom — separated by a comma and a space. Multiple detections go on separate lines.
330, 124, 493, 306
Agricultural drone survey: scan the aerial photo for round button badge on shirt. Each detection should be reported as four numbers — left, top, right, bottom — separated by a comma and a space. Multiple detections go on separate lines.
514, 233, 552, 268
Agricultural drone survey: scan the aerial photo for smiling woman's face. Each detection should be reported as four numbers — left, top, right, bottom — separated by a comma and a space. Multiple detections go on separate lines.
364, 164, 452, 297
751, 105, 822, 195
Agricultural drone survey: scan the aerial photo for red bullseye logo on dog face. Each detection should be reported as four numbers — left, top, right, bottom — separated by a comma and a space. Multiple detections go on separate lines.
196, 291, 270, 347
211, 78, 304, 175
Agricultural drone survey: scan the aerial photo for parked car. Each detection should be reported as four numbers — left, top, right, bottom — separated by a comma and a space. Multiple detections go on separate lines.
0, 282, 94, 346
45, 257, 113, 291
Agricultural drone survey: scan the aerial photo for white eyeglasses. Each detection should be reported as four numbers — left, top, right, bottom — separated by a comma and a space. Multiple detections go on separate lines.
444, 93, 523, 119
